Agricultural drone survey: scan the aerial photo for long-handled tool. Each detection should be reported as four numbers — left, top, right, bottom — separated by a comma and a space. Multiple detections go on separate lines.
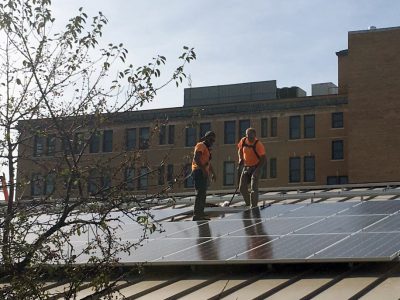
222, 165, 243, 207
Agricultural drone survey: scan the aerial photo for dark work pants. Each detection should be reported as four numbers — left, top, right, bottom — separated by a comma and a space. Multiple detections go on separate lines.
193, 169, 208, 217
239, 166, 259, 207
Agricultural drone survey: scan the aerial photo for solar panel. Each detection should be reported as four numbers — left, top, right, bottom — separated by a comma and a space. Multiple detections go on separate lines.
229, 217, 323, 236
61, 201, 400, 265
294, 215, 385, 234
117, 221, 201, 240
155, 236, 280, 263
364, 214, 400, 232
337, 200, 400, 215
222, 205, 308, 221
280, 202, 356, 217
310, 232, 400, 262
168, 220, 263, 239
230, 234, 347, 263
107, 207, 193, 223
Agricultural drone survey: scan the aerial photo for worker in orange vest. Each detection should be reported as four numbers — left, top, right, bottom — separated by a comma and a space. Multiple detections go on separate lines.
237, 128, 266, 207
191, 131, 216, 220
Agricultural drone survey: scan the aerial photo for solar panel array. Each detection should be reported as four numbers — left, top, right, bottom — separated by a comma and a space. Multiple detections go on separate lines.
70, 200, 400, 265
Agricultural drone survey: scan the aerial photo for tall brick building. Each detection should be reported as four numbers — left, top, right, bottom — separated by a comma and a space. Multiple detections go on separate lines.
16, 26, 400, 198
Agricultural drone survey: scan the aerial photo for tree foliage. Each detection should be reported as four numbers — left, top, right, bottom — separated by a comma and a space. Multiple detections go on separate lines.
0, 0, 196, 298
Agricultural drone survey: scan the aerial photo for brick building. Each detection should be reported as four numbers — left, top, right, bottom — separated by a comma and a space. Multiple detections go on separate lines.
16, 26, 400, 198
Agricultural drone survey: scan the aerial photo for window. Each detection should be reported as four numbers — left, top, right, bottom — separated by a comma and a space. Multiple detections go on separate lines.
260, 161, 268, 179
223, 161, 235, 186
74, 132, 85, 154
289, 116, 301, 139
304, 115, 315, 138
62, 137, 72, 155
159, 125, 166, 145
31, 173, 44, 196
158, 165, 165, 185
270, 158, 277, 178
88, 169, 99, 195
332, 140, 344, 160
89, 132, 100, 153
102, 130, 113, 152
327, 176, 348, 185
199, 122, 211, 140
271, 117, 277, 137
185, 126, 197, 147
168, 125, 175, 144
45, 173, 56, 195
47, 135, 56, 156
261, 118, 268, 138
289, 157, 301, 183
304, 156, 315, 182
126, 128, 136, 150
101, 173, 111, 192
33, 135, 46, 157
239, 119, 250, 139
184, 164, 194, 188
138, 167, 148, 190
139, 127, 150, 149
332, 112, 344, 128
167, 164, 174, 184
224, 121, 236, 144
125, 167, 135, 190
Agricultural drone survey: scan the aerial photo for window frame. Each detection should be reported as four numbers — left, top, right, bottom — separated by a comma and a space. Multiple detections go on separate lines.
224, 120, 236, 144
332, 140, 344, 160
139, 127, 150, 150
223, 161, 235, 186
138, 167, 148, 190
199, 122, 211, 140
289, 116, 301, 140
289, 157, 301, 183
271, 117, 277, 137
304, 156, 315, 182
332, 112, 344, 128
33, 135, 46, 157
239, 119, 250, 139
126, 128, 137, 150
102, 130, 113, 152
168, 125, 175, 144
159, 125, 166, 145
261, 118, 268, 138
304, 114, 315, 138
185, 126, 197, 147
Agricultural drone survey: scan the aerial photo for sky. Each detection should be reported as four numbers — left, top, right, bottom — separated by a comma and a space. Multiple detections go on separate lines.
50, 0, 400, 110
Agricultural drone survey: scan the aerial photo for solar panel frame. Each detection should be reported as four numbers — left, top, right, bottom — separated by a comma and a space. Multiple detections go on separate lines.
294, 215, 386, 234
336, 200, 400, 216
53, 201, 400, 266
228, 217, 324, 236
309, 232, 400, 262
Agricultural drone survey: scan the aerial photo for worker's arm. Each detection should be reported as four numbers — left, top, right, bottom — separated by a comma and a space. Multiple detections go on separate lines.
253, 154, 266, 177
238, 148, 244, 166
194, 151, 207, 176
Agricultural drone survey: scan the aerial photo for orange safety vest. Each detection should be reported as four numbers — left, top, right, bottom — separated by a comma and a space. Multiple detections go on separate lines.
192, 142, 212, 173
238, 137, 265, 167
